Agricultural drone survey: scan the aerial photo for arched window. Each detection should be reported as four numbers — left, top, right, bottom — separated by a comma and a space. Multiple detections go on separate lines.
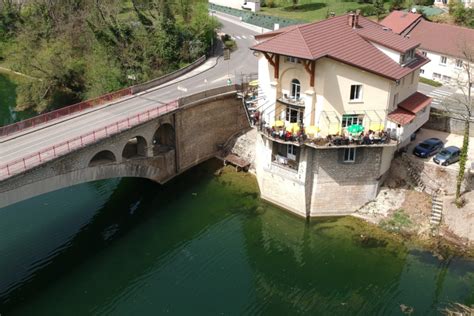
291, 79, 300, 100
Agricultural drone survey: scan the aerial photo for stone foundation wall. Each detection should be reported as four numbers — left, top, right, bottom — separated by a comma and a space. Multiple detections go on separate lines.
310, 147, 383, 216
176, 95, 248, 172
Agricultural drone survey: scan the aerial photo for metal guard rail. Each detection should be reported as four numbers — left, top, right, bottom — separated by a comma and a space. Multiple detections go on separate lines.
0, 88, 132, 137
0, 101, 178, 180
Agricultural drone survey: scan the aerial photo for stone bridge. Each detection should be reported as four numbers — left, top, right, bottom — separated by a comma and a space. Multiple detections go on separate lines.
0, 86, 249, 208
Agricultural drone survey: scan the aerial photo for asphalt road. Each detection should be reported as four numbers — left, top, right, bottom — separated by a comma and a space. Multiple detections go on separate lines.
0, 15, 259, 169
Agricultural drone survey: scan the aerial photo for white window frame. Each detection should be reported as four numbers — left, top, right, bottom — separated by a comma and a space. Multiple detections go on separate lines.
291, 79, 301, 100
287, 144, 297, 160
349, 84, 363, 102
433, 73, 441, 80
341, 114, 363, 128
421, 51, 427, 56
343, 148, 356, 163
455, 59, 463, 69
440, 56, 447, 65
285, 106, 303, 124
420, 69, 425, 74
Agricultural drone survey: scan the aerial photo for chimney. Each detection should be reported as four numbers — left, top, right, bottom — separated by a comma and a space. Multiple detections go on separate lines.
348, 12, 355, 28
354, 9, 360, 28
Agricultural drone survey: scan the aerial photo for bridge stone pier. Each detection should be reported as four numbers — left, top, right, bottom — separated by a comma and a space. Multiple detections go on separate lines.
0, 86, 249, 208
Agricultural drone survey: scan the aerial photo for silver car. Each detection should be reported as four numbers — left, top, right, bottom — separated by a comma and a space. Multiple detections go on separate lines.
433, 146, 461, 166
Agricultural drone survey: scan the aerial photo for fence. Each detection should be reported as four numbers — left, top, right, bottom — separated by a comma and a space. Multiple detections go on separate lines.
0, 101, 179, 180
0, 88, 132, 138
209, 3, 302, 30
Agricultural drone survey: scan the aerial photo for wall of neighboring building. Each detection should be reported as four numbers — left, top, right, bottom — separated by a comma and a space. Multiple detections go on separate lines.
420, 50, 468, 86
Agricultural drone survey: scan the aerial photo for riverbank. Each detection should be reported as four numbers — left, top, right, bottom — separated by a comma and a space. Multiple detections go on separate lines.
355, 187, 474, 259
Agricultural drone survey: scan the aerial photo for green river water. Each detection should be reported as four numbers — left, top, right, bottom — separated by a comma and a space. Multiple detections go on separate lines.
0, 74, 474, 315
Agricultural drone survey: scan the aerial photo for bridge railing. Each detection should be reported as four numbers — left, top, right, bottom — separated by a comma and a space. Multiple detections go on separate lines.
0, 88, 133, 138
0, 101, 179, 180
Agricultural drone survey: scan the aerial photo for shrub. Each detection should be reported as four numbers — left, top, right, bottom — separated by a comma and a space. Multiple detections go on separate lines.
359, 5, 378, 16
420, 76, 443, 87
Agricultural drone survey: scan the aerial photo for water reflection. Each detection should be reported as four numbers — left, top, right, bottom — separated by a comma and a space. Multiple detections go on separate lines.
0, 161, 472, 315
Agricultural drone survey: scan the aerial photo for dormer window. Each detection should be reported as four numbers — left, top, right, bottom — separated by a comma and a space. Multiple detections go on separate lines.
400, 49, 416, 65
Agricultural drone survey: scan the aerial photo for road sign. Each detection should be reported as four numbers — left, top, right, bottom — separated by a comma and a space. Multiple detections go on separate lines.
224, 48, 230, 60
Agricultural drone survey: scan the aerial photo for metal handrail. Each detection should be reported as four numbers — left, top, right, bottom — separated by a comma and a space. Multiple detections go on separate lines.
0, 101, 178, 180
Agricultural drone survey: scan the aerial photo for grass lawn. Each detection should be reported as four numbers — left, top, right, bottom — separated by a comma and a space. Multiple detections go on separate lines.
259, 0, 390, 22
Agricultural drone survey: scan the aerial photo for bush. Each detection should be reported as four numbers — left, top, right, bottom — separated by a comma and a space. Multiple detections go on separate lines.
420, 76, 443, 87
266, 0, 277, 8
359, 5, 378, 16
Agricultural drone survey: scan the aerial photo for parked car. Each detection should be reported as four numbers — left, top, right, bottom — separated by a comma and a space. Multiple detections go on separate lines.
413, 138, 444, 158
433, 146, 461, 166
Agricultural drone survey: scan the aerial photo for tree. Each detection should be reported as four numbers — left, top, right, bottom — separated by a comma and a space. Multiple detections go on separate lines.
373, 0, 386, 21
292, 0, 299, 9
441, 45, 473, 206
390, 0, 404, 11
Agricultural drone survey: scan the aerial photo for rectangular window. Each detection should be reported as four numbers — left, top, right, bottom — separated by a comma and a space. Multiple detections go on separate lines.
287, 144, 297, 160
440, 56, 447, 65
350, 84, 362, 101
342, 114, 364, 128
400, 54, 406, 64
433, 73, 441, 79
343, 148, 356, 163
456, 59, 463, 68
393, 93, 399, 108
285, 106, 303, 123
411, 72, 415, 84
421, 51, 427, 56
420, 69, 425, 74
442, 75, 451, 82
286, 56, 300, 63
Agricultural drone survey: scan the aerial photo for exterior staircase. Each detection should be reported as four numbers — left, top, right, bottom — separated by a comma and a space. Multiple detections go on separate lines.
401, 153, 443, 227
430, 194, 444, 226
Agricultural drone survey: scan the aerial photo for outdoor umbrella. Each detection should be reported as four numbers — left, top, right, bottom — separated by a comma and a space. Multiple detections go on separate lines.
347, 124, 364, 134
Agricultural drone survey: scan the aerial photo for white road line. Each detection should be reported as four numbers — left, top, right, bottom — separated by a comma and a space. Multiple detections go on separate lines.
235, 36, 241, 39
242, 35, 247, 39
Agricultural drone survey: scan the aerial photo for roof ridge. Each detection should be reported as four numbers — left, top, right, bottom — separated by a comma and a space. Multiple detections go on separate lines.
293, 27, 315, 59
420, 18, 474, 32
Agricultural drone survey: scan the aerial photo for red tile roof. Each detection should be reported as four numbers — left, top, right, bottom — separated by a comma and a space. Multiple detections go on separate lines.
407, 19, 474, 59
380, 11, 421, 34
387, 107, 415, 125
251, 14, 428, 81
398, 91, 432, 113
387, 92, 431, 126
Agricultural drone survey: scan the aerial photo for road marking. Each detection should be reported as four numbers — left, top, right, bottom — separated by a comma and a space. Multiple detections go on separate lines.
235, 36, 241, 39
242, 35, 247, 39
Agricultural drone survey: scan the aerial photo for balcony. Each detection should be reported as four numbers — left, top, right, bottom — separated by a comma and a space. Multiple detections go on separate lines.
278, 95, 305, 107
257, 121, 395, 148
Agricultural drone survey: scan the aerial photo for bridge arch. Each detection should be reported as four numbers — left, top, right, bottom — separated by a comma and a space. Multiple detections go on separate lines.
152, 124, 175, 155
89, 150, 117, 167
122, 136, 148, 159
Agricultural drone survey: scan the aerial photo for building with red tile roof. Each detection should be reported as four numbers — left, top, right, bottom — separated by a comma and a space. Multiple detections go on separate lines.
380, 11, 421, 35
251, 12, 432, 217
381, 11, 474, 86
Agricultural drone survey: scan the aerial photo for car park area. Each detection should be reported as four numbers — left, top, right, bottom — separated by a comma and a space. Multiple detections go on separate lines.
407, 128, 474, 171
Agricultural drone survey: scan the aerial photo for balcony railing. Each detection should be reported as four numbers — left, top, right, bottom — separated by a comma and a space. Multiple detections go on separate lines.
278, 96, 305, 107
257, 121, 394, 148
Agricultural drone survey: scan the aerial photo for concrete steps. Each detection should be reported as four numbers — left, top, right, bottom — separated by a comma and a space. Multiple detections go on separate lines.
430, 195, 443, 226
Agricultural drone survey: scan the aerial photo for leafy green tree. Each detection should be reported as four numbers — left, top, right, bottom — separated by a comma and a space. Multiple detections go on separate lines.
373, 0, 386, 20
390, 0, 404, 11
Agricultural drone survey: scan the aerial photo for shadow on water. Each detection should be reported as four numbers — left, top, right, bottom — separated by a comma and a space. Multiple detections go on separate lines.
0, 159, 225, 312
